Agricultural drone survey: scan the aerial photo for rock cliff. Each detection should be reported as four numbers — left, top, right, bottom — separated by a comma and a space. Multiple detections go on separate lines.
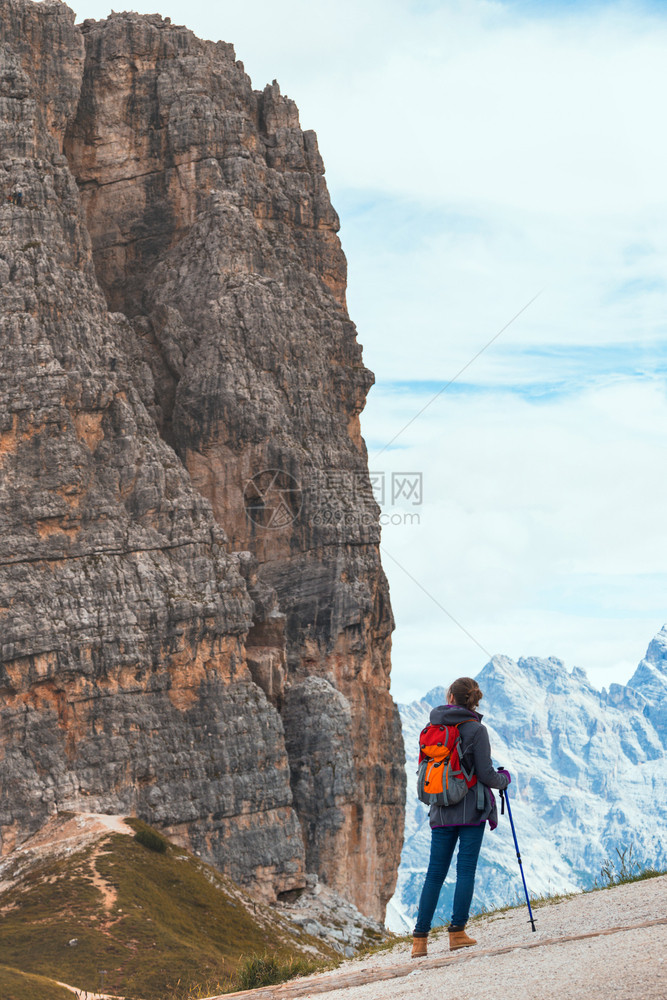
0, 0, 404, 920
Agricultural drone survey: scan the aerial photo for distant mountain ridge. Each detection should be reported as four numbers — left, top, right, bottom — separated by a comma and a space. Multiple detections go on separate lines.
387, 626, 667, 932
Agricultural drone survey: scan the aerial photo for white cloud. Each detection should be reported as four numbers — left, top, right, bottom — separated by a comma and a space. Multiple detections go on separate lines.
364, 377, 667, 699
343, 201, 667, 385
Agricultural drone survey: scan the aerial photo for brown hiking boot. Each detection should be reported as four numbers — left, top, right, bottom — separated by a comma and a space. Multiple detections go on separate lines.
449, 928, 477, 950
411, 934, 428, 958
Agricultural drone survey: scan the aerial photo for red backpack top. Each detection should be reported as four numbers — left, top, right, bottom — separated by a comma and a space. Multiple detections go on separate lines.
417, 721, 482, 808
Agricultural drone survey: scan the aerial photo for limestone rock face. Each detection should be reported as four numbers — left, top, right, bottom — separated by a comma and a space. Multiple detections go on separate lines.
0, 0, 304, 899
0, 0, 405, 920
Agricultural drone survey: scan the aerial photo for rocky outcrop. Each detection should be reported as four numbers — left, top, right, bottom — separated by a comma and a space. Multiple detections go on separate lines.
0, 0, 404, 921
275, 874, 390, 958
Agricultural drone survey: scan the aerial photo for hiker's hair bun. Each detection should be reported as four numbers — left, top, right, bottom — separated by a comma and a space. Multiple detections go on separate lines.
449, 677, 483, 711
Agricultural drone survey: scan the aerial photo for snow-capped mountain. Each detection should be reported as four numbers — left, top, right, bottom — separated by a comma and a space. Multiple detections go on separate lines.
627, 625, 667, 743
386, 627, 667, 933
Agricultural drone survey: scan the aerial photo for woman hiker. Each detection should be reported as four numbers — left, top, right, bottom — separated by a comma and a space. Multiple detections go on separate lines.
411, 676, 511, 958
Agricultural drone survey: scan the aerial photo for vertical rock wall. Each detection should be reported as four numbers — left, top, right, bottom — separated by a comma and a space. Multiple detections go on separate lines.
0, 0, 405, 920
0, 0, 305, 899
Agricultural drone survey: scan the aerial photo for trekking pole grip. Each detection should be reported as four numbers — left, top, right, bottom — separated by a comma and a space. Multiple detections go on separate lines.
497, 765, 506, 814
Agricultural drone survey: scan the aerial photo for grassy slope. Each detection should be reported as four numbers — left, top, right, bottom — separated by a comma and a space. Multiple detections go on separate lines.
0, 965, 75, 1000
0, 818, 336, 1000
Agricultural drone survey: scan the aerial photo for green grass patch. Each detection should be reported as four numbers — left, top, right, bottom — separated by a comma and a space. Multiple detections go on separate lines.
234, 953, 323, 991
0, 963, 75, 1000
134, 827, 168, 853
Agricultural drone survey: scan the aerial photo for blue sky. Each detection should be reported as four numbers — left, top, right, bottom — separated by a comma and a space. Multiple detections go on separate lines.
62, 0, 667, 699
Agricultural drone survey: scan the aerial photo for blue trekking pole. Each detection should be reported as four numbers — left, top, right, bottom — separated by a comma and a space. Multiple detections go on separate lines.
498, 774, 537, 933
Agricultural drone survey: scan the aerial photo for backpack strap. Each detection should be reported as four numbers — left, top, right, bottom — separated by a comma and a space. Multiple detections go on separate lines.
476, 781, 485, 811
455, 719, 486, 811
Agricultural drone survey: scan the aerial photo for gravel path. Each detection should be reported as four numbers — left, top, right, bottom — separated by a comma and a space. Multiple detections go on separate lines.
217, 875, 667, 1000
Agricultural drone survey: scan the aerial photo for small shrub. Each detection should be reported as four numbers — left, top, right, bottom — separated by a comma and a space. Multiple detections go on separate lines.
235, 953, 320, 990
594, 845, 665, 888
134, 828, 168, 854
595, 845, 639, 887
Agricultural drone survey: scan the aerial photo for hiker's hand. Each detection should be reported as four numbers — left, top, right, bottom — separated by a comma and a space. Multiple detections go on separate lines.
497, 768, 511, 784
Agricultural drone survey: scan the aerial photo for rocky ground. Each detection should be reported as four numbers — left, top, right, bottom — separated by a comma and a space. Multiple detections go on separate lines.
216, 874, 667, 1000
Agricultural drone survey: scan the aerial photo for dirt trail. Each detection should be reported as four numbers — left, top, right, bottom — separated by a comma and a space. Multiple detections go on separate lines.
3, 812, 133, 859
0, 813, 134, 903
212, 875, 667, 1000
87, 841, 118, 913
56, 982, 125, 1000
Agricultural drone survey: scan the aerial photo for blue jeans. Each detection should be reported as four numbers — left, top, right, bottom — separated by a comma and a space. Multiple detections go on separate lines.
413, 824, 486, 933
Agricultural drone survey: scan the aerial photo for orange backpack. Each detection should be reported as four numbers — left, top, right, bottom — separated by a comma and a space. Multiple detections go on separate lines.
417, 721, 483, 808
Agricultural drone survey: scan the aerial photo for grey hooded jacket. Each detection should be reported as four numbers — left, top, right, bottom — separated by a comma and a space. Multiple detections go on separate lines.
426, 703, 510, 829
